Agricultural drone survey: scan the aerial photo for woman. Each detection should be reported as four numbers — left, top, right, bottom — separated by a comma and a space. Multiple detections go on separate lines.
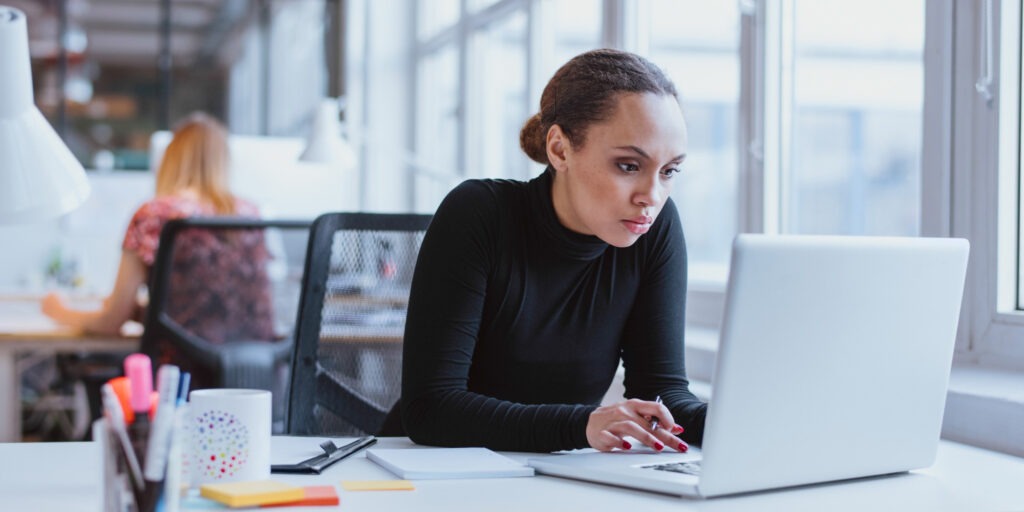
42, 112, 264, 338
398, 49, 706, 453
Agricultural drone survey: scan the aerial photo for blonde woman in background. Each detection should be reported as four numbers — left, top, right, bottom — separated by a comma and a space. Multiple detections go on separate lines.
42, 112, 262, 336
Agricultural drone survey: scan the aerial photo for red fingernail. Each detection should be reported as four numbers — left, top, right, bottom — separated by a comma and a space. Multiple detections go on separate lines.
672, 424, 685, 435
654, 441, 664, 451
622, 441, 632, 450
678, 443, 688, 452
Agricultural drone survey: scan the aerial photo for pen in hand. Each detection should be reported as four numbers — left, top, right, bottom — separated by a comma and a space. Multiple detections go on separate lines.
649, 395, 663, 431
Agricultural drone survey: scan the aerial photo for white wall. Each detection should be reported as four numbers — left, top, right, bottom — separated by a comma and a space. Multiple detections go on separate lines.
0, 172, 152, 294
0, 130, 359, 295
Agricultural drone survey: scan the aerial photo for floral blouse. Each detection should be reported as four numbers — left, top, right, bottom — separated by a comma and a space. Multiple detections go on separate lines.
122, 195, 276, 382
122, 195, 260, 267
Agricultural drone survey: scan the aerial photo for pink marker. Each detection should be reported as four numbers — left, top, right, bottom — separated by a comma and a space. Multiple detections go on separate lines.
124, 353, 153, 467
125, 353, 153, 414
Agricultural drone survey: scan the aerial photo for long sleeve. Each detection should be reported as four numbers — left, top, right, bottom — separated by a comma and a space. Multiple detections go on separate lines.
619, 199, 707, 445
400, 172, 707, 452
400, 181, 595, 452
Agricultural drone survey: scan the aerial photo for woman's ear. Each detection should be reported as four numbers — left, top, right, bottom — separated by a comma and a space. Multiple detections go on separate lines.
546, 124, 570, 172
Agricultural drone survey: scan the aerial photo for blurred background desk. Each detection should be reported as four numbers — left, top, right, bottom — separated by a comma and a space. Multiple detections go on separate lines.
0, 295, 136, 442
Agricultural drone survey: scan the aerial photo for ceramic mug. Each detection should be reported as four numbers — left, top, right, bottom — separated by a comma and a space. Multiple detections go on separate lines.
187, 389, 271, 485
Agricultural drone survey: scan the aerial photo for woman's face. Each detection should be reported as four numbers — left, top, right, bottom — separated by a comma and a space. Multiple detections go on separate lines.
549, 92, 688, 248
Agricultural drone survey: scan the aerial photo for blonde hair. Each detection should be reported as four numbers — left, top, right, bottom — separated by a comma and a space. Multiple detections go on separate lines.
155, 112, 236, 214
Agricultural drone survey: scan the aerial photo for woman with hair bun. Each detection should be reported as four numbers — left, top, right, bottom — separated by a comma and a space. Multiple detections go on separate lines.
395, 49, 706, 453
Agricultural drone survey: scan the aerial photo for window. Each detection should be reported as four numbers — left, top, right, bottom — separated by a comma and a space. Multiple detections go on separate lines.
358, 0, 934, 303
785, 0, 924, 236
414, 45, 460, 209
467, 9, 529, 180
647, 0, 741, 277
546, 0, 602, 81
417, 0, 459, 40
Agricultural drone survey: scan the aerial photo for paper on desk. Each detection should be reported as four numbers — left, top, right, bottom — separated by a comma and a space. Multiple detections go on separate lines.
341, 480, 415, 491
366, 447, 535, 480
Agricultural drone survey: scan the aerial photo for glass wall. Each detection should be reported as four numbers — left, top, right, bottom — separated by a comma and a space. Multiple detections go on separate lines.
11, 0, 331, 171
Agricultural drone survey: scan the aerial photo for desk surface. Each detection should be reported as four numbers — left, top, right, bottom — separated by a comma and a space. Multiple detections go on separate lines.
1, 436, 1022, 511
0, 296, 140, 341
0, 297, 136, 442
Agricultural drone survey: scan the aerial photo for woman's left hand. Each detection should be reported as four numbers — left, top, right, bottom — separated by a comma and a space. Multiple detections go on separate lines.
586, 398, 688, 452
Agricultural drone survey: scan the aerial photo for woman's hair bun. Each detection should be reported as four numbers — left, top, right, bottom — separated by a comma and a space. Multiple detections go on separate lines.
519, 112, 549, 165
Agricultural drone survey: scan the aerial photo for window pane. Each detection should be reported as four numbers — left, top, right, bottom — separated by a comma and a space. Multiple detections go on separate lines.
418, 0, 460, 41
788, 0, 923, 235
467, 10, 529, 180
414, 45, 460, 211
648, 0, 740, 276
547, 0, 602, 79
467, 0, 501, 14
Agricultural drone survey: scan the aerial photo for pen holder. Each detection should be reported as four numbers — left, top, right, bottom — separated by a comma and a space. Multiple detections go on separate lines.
95, 418, 140, 512
96, 411, 188, 512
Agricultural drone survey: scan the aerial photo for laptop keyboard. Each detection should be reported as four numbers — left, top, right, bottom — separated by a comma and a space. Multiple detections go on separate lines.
642, 460, 702, 476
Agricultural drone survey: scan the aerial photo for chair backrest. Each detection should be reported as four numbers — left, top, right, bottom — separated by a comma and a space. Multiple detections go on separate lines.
286, 212, 432, 436
140, 217, 312, 432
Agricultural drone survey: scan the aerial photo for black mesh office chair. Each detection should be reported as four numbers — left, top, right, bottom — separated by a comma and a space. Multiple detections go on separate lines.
141, 218, 311, 433
286, 212, 431, 436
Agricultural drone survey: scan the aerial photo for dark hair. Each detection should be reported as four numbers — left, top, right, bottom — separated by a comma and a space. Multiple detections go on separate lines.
519, 49, 679, 165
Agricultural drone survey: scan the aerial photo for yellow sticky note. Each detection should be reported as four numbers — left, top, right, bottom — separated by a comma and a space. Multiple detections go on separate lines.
200, 480, 304, 508
341, 480, 416, 491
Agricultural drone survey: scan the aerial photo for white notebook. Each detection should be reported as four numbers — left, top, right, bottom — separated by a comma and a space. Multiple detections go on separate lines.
366, 448, 535, 480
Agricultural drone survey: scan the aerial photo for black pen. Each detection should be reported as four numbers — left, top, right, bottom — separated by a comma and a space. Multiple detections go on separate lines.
650, 395, 663, 431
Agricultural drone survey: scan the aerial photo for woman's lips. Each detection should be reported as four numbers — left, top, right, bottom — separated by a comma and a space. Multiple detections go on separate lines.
623, 219, 652, 235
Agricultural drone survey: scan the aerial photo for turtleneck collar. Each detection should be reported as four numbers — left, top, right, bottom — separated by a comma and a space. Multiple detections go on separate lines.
527, 167, 609, 261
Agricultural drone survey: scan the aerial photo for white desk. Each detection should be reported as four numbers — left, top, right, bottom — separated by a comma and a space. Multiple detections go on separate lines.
1, 436, 1022, 511
0, 297, 136, 442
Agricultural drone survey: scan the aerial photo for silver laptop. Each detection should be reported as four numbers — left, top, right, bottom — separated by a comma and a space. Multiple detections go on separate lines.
528, 235, 969, 498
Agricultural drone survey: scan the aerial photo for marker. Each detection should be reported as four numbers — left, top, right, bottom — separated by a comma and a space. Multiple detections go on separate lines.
144, 365, 179, 480
108, 376, 135, 423
125, 353, 153, 468
141, 365, 180, 512
176, 372, 191, 406
102, 383, 144, 492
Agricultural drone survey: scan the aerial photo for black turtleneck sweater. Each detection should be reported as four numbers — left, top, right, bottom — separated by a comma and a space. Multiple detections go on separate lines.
400, 169, 707, 452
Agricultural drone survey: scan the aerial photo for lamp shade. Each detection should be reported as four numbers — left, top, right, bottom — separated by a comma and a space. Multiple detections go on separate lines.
299, 98, 356, 171
0, 6, 89, 224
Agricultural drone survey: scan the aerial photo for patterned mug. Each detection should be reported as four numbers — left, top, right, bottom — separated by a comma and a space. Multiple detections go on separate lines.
187, 389, 271, 485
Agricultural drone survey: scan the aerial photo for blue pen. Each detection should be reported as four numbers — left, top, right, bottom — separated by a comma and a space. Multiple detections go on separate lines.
176, 372, 191, 406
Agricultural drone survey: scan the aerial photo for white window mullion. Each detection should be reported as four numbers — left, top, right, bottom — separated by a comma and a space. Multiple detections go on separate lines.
738, 0, 765, 235
457, 0, 470, 179
997, 0, 1020, 314
760, 0, 791, 234
921, 0, 955, 239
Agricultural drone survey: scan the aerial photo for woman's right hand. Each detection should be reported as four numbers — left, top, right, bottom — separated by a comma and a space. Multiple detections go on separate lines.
586, 398, 688, 452
41, 292, 69, 323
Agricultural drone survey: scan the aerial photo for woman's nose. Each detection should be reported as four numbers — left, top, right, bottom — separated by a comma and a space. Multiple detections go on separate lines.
634, 175, 663, 208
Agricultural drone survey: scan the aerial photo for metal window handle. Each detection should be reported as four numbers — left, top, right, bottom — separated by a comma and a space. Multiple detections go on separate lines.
976, 0, 994, 106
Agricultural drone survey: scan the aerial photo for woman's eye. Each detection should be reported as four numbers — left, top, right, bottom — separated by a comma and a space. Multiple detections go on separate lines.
617, 163, 640, 173
661, 167, 681, 178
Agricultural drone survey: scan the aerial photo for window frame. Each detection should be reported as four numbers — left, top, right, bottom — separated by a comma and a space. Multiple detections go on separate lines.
952, 0, 1024, 369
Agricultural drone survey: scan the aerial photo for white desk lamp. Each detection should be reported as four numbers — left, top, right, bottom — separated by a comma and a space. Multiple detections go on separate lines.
299, 97, 357, 171
0, 6, 89, 224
